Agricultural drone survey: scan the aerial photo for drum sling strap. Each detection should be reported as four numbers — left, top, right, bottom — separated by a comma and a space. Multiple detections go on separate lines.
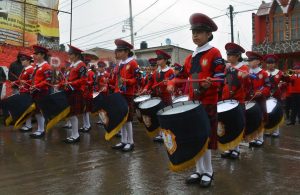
190, 49, 210, 98
226, 67, 241, 98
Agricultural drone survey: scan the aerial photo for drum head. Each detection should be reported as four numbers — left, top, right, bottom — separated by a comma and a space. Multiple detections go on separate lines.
139, 98, 161, 109
134, 95, 151, 103
217, 100, 239, 113
172, 95, 189, 104
266, 98, 277, 113
246, 102, 256, 110
160, 101, 199, 115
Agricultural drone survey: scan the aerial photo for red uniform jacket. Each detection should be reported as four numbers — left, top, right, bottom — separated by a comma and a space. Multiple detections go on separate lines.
17, 65, 34, 93
67, 60, 87, 92
97, 71, 110, 95
84, 69, 96, 98
248, 67, 271, 98
267, 69, 283, 99
222, 63, 250, 103
174, 73, 187, 97
289, 73, 300, 93
145, 66, 174, 105
176, 46, 225, 105
33, 61, 52, 91
114, 58, 139, 96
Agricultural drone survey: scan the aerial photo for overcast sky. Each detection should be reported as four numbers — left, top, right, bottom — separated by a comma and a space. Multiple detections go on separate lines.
58, 0, 264, 57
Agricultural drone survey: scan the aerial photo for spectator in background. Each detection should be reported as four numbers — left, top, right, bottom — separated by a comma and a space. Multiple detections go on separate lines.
8, 53, 23, 92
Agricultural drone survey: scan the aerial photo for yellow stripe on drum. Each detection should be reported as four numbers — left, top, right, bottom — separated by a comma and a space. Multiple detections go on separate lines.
46, 107, 71, 132
105, 111, 129, 141
146, 127, 161, 138
244, 122, 264, 142
14, 103, 36, 130
218, 128, 245, 152
169, 138, 209, 172
264, 116, 285, 134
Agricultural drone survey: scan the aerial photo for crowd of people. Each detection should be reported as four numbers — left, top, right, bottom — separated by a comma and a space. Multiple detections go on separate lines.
1, 12, 300, 188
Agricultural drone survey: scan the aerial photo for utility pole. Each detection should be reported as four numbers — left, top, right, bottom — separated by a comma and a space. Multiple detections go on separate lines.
229, 5, 234, 43
70, 0, 73, 45
129, 0, 134, 47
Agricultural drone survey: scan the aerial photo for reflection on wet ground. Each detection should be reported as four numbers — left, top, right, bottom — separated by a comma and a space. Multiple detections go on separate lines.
0, 119, 300, 194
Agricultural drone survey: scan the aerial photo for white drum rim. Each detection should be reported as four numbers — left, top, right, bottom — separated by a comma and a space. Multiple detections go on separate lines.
158, 101, 201, 116
134, 95, 151, 103
217, 99, 239, 113
245, 101, 256, 110
172, 95, 189, 104
266, 98, 277, 113
139, 97, 161, 109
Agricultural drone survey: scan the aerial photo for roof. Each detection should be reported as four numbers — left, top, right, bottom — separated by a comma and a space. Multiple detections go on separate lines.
256, 0, 292, 16
256, 2, 273, 16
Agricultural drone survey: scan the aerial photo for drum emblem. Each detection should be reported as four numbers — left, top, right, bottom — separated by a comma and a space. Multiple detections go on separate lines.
259, 74, 263, 79
217, 122, 225, 137
162, 129, 177, 155
142, 115, 152, 128
99, 109, 109, 126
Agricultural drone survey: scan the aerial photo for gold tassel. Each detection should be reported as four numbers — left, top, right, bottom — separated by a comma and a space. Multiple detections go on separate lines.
46, 107, 71, 132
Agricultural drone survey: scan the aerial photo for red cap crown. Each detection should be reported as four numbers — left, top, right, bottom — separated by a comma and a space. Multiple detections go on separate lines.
97, 60, 107, 68
32, 45, 49, 54
189, 13, 218, 32
19, 52, 32, 61
68, 44, 83, 54
263, 54, 279, 63
114, 39, 133, 50
148, 58, 157, 66
246, 51, 263, 61
155, 50, 171, 60
225, 43, 245, 54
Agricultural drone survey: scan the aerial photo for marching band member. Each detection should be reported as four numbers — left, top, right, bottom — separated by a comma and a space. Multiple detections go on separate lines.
286, 63, 300, 126
246, 51, 271, 147
142, 50, 174, 142
97, 61, 110, 96
221, 42, 249, 159
168, 13, 225, 187
80, 62, 96, 133
59, 45, 87, 143
172, 63, 186, 97
30, 45, 53, 139
264, 54, 283, 137
111, 39, 139, 152
16, 52, 34, 132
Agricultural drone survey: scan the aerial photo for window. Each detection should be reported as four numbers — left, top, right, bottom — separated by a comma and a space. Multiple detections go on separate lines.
272, 4, 285, 42
291, 0, 300, 40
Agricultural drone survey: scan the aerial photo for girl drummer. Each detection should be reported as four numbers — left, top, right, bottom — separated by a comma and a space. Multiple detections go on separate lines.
168, 13, 225, 187
221, 43, 249, 159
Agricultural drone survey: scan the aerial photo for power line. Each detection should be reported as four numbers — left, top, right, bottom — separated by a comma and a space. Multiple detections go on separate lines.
190, 0, 225, 11
135, 0, 180, 33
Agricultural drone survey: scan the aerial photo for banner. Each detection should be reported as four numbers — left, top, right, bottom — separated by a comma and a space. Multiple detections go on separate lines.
0, 0, 60, 49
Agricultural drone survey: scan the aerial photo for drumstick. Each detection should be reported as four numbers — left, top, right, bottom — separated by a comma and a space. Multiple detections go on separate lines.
59, 70, 74, 91
8, 72, 40, 91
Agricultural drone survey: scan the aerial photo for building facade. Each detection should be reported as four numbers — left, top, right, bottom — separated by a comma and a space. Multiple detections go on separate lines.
253, 0, 300, 68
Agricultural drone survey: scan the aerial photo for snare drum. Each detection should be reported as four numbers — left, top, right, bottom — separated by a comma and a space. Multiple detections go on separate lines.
134, 95, 151, 123
172, 95, 189, 104
244, 101, 264, 141
264, 97, 284, 133
157, 101, 210, 172
139, 97, 164, 137
217, 100, 245, 151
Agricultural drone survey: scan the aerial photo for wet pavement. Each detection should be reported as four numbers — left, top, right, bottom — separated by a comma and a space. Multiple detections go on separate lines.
0, 117, 300, 195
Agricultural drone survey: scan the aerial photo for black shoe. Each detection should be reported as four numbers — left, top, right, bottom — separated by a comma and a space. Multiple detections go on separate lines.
153, 135, 164, 143
286, 122, 295, 126
63, 136, 80, 144
29, 131, 45, 139
221, 151, 231, 159
112, 142, 126, 150
79, 126, 91, 133
96, 120, 103, 125
271, 132, 280, 138
199, 173, 213, 188
264, 133, 271, 137
230, 150, 240, 159
186, 172, 201, 184
122, 143, 134, 152
249, 140, 264, 148
19, 126, 33, 132
63, 124, 72, 129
